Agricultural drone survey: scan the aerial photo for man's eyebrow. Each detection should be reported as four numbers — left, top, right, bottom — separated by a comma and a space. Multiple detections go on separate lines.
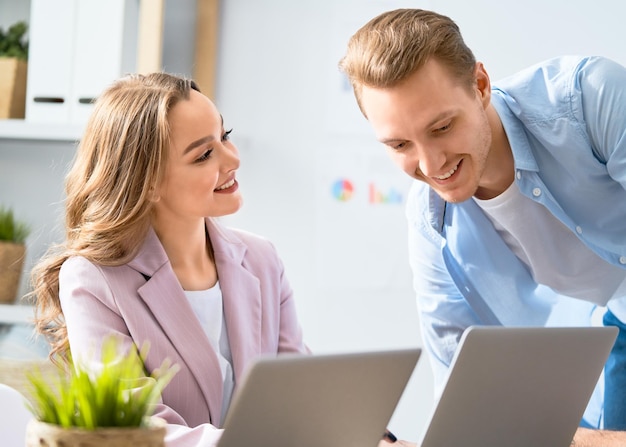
379, 110, 457, 143
380, 137, 405, 145
183, 135, 215, 155
425, 110, 455, 128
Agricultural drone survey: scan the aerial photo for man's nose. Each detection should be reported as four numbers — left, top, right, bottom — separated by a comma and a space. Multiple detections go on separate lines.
415, 146, 446, 177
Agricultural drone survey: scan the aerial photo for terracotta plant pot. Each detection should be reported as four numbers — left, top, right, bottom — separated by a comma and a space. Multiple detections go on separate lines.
0, 58, 27, 119
0, 241, 26, 304
25, 417, 167, 447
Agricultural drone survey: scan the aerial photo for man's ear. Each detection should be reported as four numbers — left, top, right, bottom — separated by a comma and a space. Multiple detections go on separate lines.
474, 62, 491, 107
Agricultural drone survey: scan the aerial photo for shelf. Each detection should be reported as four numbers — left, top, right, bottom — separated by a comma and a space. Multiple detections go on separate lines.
0, 304, 34, 325
0, 119, 84, 142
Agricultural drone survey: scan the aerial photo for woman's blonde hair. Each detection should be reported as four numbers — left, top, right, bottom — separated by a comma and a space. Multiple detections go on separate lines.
338, 8, 476, 115
31, 72, 199, 361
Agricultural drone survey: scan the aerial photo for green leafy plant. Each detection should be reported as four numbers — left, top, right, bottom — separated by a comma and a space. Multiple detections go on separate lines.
0, 206, 30, 244
25, 336, 180, 429
0, 21, 28, 60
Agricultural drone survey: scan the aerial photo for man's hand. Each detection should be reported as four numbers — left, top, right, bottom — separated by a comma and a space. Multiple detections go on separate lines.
572, 427, 626, 446
378, 440, 417, 447
379, 429, 417, 447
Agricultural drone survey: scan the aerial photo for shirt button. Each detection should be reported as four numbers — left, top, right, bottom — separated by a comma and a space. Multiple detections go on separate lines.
575, 226, 583, 234
532, 187, 542, 197
620, 256, 626, 265
516, 171, 522, 180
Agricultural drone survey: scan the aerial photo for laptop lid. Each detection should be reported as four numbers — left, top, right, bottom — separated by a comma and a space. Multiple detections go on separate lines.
217, 348, 421, 447
419, 326, 618, 447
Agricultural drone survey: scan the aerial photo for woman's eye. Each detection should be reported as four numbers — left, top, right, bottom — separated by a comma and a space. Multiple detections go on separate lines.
196, 149, 213, 163
392, 142, 407, 151
222, 128, 233, 142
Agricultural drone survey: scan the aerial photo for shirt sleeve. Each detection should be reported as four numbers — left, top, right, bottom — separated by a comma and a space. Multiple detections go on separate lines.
578, 56, 626, 191
405, 182, 481, 396
273, 242, 311, 355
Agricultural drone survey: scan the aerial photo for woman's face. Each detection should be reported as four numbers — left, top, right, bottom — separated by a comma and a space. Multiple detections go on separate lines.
153, 89, 242, 224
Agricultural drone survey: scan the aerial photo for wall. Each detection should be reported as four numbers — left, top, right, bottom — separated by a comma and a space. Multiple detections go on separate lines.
2, 0, 626, 442
429, 0, 626, 79
0, 1, 30, 29
214, 0, 430, 439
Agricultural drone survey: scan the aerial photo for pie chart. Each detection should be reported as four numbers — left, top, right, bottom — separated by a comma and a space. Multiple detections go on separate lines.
331, 179, 354, 201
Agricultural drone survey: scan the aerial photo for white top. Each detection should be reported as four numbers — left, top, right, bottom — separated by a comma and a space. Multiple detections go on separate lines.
185, 281, 234, 424
474, 181, 626, 306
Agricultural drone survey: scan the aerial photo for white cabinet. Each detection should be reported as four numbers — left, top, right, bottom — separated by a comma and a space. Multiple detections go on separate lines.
0, 0, 213, 141
26, 0, 139, 125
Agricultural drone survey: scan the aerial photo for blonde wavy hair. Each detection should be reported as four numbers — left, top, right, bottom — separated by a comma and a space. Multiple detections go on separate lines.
30, 72, 199, 362
338, 8, 477, 116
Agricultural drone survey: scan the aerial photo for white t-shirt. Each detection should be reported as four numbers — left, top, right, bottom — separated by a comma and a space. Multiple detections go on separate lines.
474, 181, 626, 306
185, 281, 234, 425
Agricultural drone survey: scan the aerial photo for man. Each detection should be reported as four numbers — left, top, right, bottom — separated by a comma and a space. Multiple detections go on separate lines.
339, 8, 626, 446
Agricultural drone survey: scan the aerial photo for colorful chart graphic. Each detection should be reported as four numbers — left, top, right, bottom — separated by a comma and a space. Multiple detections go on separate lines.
331, 178, 354, 201
368, 183, 403, 204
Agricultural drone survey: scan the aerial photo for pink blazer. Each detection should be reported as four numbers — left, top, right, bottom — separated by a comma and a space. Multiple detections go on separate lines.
59, 218, 309, 446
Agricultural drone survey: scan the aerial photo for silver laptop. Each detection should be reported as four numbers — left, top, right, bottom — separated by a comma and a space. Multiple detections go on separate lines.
419, 326, 618, 447
217, 348, 421, 447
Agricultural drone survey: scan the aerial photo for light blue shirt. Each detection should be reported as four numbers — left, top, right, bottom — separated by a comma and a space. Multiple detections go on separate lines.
406, 56, 626, 427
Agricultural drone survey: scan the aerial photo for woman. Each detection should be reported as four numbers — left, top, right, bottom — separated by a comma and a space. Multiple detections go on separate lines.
31, 73, 309, 446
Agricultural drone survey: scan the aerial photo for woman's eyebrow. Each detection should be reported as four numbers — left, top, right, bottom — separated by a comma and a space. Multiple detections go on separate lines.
183, 135, 215, 155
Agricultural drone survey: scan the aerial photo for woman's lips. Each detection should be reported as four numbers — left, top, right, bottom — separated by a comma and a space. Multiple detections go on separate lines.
214, 178, 238, 193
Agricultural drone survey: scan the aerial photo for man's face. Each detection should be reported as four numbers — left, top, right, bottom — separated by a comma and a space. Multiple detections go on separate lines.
360, 59, 493, 203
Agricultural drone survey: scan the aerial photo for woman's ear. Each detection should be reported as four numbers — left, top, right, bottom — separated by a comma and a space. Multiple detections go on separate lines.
148, 187, 161, 203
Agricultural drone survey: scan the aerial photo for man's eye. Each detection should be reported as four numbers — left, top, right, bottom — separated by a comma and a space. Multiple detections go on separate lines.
434, 123, 451, 133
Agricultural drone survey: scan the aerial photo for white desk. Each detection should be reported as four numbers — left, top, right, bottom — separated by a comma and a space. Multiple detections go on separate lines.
0, 304, 49, 360
0, 305, 34, 325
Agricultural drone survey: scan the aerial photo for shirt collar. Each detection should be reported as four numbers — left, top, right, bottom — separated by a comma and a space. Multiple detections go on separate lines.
491, 88, 539, 173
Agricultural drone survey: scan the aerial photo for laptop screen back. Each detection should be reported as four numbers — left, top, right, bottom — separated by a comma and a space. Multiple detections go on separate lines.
217, 348, 421, 447
420, 326, 617, 447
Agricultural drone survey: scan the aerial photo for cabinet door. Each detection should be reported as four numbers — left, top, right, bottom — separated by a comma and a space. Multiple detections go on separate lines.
71, 0, 139, 124
25, 0, 76, 123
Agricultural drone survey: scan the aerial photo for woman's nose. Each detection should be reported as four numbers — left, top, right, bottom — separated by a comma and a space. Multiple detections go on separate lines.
220, 142, 240, 169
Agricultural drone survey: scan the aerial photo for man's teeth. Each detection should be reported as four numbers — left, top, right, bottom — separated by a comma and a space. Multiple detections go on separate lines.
435, 164, 458, 180
217, 179, 235, 190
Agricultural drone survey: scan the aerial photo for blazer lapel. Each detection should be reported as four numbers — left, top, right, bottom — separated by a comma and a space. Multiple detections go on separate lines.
129, 228, 225, 425
207, 219, 263, 385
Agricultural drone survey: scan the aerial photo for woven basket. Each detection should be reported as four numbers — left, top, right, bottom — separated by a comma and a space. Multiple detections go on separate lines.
25, 417, 167, 447
0, 241, 26, 304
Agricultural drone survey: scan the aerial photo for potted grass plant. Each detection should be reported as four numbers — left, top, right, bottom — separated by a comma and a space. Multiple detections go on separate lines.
0, 205, 30, 303
24, 336, 179, 447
